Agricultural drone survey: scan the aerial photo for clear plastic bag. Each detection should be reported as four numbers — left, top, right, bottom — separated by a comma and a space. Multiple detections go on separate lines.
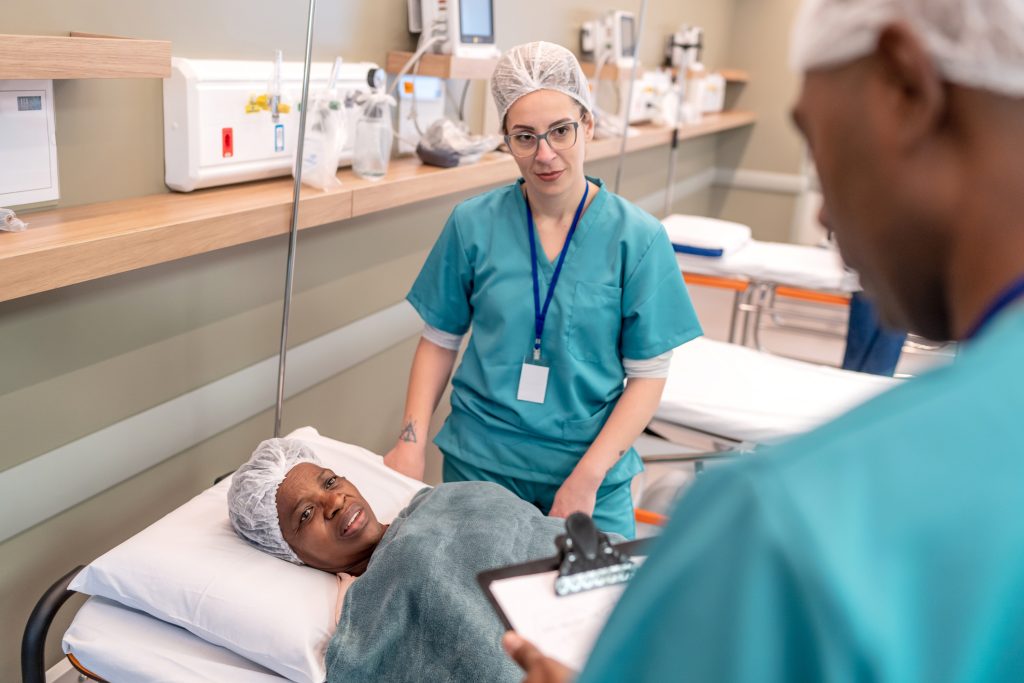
293, 58, 347, 191
293, 95, 344, 191
416, 119, 502, 168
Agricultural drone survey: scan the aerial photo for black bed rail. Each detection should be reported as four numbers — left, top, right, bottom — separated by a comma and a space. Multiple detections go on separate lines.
22, 565, 84, 683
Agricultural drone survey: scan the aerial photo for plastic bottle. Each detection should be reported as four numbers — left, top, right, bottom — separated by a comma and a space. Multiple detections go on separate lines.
353, 91, 396, 180
684, 61, 707, 124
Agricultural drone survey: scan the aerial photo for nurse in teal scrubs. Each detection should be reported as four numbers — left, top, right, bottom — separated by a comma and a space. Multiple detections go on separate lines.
382, 41, 701, 539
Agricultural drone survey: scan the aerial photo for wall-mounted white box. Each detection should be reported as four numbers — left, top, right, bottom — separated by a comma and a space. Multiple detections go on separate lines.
163, 58, 382, 192
0, 79, 59, 206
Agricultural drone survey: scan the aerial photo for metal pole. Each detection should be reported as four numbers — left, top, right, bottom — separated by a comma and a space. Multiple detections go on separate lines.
663, 29, 698, 216
274, 0, 318, 438
663, 77, 686, 216
613, 0, 649, 194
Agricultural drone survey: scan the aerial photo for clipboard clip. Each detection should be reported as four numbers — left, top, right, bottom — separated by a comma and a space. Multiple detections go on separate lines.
553, 512, 636, 596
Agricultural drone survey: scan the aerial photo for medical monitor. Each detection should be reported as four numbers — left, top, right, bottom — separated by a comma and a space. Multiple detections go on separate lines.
459, 0, 496, 46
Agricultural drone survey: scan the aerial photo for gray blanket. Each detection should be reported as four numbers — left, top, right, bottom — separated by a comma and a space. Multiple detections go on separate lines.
325, 481, 567, 683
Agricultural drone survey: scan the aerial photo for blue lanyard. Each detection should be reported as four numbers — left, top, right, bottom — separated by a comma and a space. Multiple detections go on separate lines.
526, 182, 590, 361
965, 275, 1024, 339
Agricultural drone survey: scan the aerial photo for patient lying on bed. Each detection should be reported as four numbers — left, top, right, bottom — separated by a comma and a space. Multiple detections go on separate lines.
227, 438, 568, 683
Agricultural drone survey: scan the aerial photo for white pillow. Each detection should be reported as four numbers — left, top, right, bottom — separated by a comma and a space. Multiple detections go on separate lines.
69, 427, 426, 683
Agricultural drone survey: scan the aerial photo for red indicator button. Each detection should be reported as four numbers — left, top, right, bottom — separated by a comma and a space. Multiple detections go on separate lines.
222, 128, 234, 158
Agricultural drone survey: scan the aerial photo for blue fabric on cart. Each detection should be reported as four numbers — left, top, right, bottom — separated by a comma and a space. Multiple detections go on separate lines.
672, 243, 725, 257
842, 291, 907, 376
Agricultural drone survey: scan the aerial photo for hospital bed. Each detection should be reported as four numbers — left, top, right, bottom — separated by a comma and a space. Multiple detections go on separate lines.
24, 428, 428, 683
663, 214, 859, 350
649, 336, 897, 453
24, 428, 672, 683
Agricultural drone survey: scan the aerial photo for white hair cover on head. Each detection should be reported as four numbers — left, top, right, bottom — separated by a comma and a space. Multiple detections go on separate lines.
227, 438, 322, 565
791, 0, 1024, 97
491, 41, 593, 127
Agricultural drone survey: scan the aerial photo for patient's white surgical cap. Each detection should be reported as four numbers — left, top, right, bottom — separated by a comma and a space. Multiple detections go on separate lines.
491, 41, 593, 127
791, 0, 1024, 97
227, 438, 321, 565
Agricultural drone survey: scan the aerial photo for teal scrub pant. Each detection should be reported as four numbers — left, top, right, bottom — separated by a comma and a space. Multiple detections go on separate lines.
442, 454, 637, 540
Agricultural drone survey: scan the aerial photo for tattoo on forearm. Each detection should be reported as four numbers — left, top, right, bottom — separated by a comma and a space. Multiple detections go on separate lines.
399, 420, 418, 444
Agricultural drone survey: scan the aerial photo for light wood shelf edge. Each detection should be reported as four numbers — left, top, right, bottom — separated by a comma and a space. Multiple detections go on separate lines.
385, 51, 498, 80
0, 33, 172, 79
718, 68, 750, 84
0, 111, 755, 303
584, 63, 750, 84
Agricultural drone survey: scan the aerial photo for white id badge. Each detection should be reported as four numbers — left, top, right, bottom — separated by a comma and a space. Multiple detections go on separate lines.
517, 361, 549, 404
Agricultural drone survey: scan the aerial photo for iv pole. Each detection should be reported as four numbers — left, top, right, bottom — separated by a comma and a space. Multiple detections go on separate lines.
663, 28, 701, 216
273, 0, 318, 437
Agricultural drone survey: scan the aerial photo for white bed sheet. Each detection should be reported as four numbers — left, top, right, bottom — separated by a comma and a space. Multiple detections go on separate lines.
64, 596, 287, 683
658, 337, 897, 444
676, 239, 861, 293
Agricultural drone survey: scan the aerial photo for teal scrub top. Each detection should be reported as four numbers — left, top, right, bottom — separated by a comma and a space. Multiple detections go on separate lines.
407, 177, 702, 485
579, 305, 1024, 683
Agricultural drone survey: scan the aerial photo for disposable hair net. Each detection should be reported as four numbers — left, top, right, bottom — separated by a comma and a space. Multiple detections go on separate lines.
791, 0, 1024, 97
491, 41, 593, 128
227, 438, 322, 564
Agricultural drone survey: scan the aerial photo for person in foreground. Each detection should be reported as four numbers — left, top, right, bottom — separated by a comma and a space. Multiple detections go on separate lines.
506, 0, 1024, 681
228, 438, 576, 683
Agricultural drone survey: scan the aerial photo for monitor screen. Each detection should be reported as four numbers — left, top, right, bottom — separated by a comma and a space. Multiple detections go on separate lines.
620, 15, 636, 57
459, 0, 495, 44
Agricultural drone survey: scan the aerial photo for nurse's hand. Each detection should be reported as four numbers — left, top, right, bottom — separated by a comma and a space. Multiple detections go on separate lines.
383, 442, 425, 481
503, 632, 574, 683
548, 473, 598, 520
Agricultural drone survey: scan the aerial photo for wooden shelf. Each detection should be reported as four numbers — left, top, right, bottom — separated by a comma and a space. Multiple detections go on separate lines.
580, 62, 629, 81
0, 111, 755, 303
385, 51, 498, 80
583, 63, 749, 84
0, 33, 171, 80
718, 68, 750, 84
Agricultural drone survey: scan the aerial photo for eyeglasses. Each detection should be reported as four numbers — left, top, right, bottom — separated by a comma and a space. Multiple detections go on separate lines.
504, 120, 581, 158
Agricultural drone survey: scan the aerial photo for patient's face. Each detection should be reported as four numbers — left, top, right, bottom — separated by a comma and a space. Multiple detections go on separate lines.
276, 463, 386, 574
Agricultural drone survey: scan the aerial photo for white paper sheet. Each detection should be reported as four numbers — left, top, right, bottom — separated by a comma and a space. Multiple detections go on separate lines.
488, 559, 644, 672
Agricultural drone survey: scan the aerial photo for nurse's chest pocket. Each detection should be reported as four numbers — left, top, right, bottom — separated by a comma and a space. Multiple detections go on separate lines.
566, 282, 622, 364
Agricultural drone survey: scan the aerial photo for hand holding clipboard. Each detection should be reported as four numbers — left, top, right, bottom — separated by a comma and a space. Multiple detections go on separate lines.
478, 513, 649, 673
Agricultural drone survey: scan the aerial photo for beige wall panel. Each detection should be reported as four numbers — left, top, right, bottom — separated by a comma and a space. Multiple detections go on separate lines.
709, 185, 798, 243
721, 0, 805, 175
0, 190, 480, 471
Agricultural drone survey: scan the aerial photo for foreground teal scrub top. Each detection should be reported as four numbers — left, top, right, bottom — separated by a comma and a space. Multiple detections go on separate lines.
407, 177, 701, 485
580, 305, 1024, 682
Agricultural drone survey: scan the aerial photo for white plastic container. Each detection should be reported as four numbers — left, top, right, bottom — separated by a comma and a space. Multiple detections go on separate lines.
702, 72, 726, 114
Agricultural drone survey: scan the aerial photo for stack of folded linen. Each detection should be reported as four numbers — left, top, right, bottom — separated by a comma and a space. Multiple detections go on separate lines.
662, 214, 752, 258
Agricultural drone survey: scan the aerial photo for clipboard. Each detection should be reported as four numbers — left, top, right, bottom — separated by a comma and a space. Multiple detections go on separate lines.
477, 514, 650, 672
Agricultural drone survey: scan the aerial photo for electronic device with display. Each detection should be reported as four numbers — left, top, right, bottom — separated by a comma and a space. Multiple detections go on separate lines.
408, 0, 501, 59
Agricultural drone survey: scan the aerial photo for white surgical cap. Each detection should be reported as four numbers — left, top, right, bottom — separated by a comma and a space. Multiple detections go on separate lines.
491, 41, 593, 127
227, 438, 321, 565
791, 0, 1024, 97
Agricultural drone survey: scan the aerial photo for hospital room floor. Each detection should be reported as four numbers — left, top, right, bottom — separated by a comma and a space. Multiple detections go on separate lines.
632, 283, 956, 538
